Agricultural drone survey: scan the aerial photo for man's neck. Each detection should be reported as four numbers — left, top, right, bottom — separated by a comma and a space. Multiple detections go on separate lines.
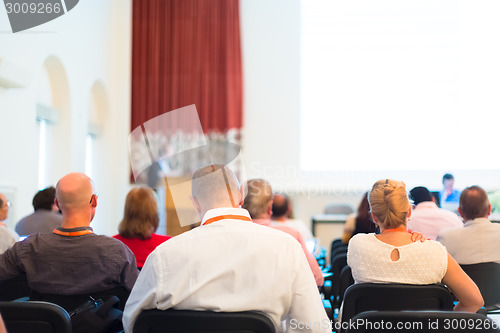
271, 216, 287, 222
60, 215, 91, 229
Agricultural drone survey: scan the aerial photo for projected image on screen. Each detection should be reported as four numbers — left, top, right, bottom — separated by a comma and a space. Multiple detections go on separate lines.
300, 0, 500, 171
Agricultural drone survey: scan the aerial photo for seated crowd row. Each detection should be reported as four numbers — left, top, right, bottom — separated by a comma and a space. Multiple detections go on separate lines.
0, 166, 497, 333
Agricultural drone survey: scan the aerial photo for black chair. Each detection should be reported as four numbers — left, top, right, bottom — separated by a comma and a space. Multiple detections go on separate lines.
0, 274, 31, 301
340, 283, 454, 332
0, 301, 71, 333
133, 309, 276, 333
331, 253, 348, 308
461, 262, 500, 312
331, 238, 343, 252
345, 310, 499, 333
338, 265, 354, 305
330, 245, 348, 266
30, 285, 130, 311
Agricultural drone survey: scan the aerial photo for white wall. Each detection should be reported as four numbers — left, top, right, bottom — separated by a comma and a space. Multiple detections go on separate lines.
240, 0, 500, 228
240, 0, 356, 225
0, 0, 132, 235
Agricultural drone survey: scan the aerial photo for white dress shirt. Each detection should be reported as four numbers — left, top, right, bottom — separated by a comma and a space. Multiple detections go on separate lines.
437, 217, 500, 264
407, 202, 463, 240
123, 208, 330, 333
0, 223, 18, 254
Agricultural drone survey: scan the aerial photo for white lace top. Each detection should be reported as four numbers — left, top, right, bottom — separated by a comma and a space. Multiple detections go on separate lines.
347, 233, 448, 284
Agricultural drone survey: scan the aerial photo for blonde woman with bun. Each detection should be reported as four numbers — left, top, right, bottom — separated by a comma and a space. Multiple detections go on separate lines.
347, 179, 483, 313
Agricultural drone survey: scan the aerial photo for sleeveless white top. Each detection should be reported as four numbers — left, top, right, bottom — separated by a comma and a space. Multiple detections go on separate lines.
347, 233, 448, 284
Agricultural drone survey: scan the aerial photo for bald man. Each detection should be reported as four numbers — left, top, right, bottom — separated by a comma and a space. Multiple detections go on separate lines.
123, 165, 330, 333
438, 185, 500, 264
0, 193, 19, 254
0, 173, 138, 300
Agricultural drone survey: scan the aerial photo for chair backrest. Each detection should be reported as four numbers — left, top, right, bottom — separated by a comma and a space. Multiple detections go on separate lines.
330, 245, 348, 266
0, 301, 71, 333
331, 253, 348, 306
133, 309, 276, 333
341, 283, 454, 331
461, 262, 500, 311
331, 238, 343, 252
324, 203, 355, 215
339, 265, 354, 305
0, 274, 31, 301
345, 310, 499, 333
30, 285, 130, 311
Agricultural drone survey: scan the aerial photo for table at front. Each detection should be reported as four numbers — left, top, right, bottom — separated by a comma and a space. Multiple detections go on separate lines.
311, 214, 349, 237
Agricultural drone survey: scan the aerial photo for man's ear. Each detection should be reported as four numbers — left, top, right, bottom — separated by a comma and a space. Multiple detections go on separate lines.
487, 204, 492, 217
190, 195, 202, 216
55, 198, 60, 210
457, 206, 465, 219
371, 212, 380, 226
267, 200, 273, 216
407, 206, 412, 218
90, 196, 97, 208
237, 184, 245, 207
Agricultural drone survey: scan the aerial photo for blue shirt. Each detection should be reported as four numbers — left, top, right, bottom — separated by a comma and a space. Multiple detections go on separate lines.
440, 189, 461, 203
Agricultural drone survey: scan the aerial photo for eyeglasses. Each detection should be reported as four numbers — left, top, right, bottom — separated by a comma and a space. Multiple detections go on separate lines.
89, 194, 98, 204
5, 201, 10, 208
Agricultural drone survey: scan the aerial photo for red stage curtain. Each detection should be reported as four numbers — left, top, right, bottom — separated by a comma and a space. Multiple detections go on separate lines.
131, 0, 243, 133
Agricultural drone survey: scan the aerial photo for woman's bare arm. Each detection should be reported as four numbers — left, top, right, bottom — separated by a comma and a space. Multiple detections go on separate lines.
442, 254, 484, 313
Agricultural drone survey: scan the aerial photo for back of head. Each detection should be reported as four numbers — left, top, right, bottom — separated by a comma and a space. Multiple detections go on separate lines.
242, 179, 273, 219
442, 173, 454, 184
459, 185, 490, 221
55, 173, 94, 213
271, 193, 289, 218
191, 164, 241, 212
409, 186, 433, 206
357, 192, 370, 219
119, 187, 159, 240
0, 193, 7, 221
369, 179, 409, 228
33, 187, 56, 211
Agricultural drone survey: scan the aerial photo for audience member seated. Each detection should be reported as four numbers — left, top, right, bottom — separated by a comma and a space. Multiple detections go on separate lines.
407, 186, 463, 240
440, 173, 461, 204
348, 179, 483, 313
15, 186, 63, 236
113, 187, 171, 269
0, 193, 19, 254
271, 193, 314, 240
0, 173, 139, 297
437, 185, 500, 264
243, 179, 323, 287
123, 165, 330, 333
489, 189, 500, 215
0, 314, 5, 333
341, 192, 376, 243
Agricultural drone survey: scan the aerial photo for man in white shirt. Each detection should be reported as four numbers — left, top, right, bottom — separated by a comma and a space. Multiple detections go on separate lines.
0, 193, 19, 254
437, 185, 500, 264
123, 165, 330, 333
407, 186, 463, 240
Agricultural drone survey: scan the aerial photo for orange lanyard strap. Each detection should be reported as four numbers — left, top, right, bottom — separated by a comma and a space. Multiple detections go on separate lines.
53, 228, 94, 236
0, 222, 6, 228
203, 215, 252, 226
381, 227, 407, 234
